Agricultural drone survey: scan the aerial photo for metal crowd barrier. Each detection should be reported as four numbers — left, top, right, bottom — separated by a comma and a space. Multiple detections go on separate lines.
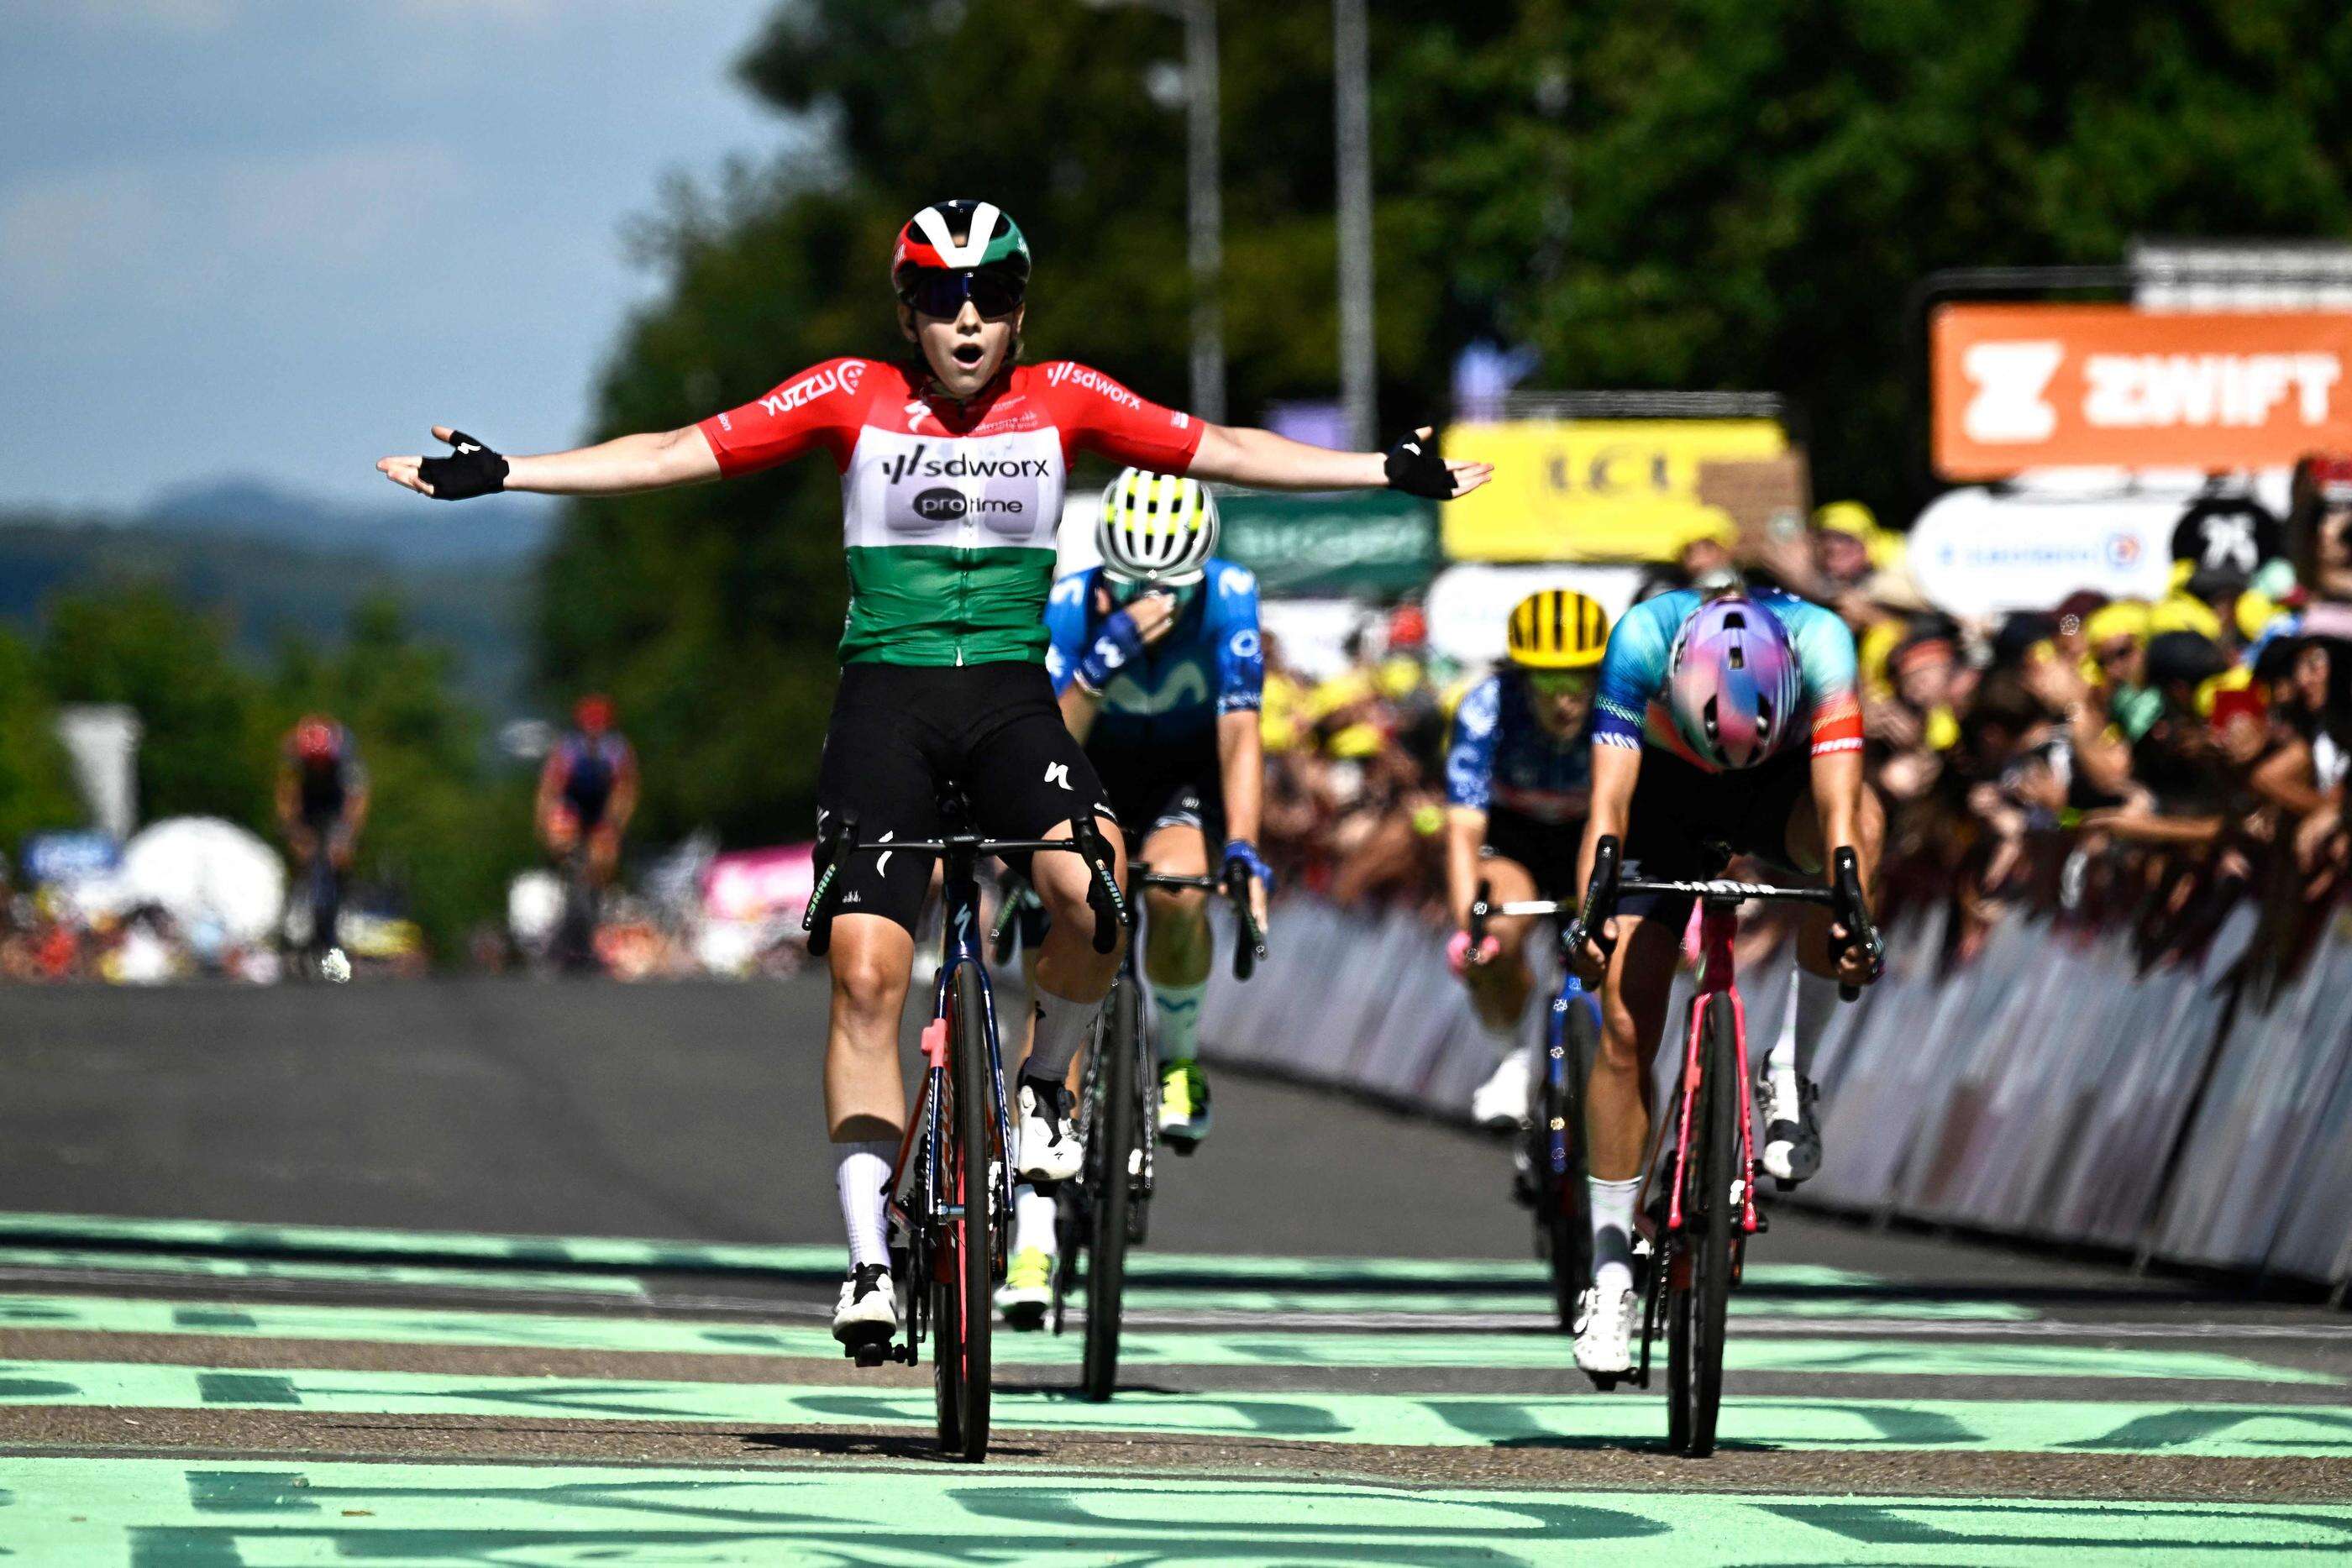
1200, 894, 2352, 1294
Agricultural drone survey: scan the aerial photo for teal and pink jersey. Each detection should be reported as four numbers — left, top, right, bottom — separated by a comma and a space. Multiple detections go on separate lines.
1593, 589, 1864, 771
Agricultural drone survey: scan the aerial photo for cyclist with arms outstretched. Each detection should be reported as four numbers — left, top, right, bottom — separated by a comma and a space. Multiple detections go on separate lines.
985, 469, 1270, 1324
1566, 586, 1883, 1378
1444, 590, 1610, 1130
377, 199, 1490, 1351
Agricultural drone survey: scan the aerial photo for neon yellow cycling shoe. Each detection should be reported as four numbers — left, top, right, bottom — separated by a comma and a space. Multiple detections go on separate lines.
1158, 1061, 1212, 1151
996, 1245, 1053, 1329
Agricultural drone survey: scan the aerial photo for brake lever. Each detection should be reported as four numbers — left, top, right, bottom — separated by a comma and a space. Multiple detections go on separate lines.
1071, 815, 1128, 954
802, 812, 858, 957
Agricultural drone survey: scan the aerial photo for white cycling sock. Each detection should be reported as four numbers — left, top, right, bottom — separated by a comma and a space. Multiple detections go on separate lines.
834, 1140, 896, 1272
1766, 966, 1843, 1107
1025, 988, 1101, 1084
1152, 978, 1207, 1066
1588, 1175, 1641, 1299
1012, 1183, 1059, 1257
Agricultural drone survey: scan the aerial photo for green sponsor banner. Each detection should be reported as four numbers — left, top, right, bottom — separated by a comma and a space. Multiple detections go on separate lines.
1216, 490, 1438, 598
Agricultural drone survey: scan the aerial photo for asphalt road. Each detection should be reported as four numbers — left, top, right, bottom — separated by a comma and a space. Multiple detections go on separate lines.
0, 975, 2346, 1564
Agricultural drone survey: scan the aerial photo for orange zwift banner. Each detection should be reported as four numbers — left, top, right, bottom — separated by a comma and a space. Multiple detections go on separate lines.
1930, 302, 2352, 478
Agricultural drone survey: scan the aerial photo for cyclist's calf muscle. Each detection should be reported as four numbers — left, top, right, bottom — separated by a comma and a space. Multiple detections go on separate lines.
1585, 914, 1682, 1182
825, 913, 916, 1143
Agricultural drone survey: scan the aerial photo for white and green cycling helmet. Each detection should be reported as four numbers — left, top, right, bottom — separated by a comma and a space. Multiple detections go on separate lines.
1097, 468, 1219, 589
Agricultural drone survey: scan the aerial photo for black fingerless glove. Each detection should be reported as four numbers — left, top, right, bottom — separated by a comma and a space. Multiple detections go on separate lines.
1383, 430, 1457, 498
418, 431, 509, 501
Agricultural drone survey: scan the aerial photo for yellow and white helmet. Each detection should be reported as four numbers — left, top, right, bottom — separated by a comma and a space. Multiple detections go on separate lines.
1097, 468, 1220, 588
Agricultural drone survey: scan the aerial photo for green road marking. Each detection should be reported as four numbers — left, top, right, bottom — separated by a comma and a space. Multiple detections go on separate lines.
1116, 1254, 1879, 1288
0, 1246, 645, 1298
2, 1358, 2348, 1453
0, 1293, 2318, 1382
0, 1459, 2347, 1564
1122, 1285, 2034, 1319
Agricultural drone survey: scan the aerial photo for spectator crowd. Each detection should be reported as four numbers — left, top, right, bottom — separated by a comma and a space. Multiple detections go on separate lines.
1256, 458, 2352, 991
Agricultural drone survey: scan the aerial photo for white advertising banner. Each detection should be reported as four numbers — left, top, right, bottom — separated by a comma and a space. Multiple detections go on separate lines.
1909, 485, 2182, 616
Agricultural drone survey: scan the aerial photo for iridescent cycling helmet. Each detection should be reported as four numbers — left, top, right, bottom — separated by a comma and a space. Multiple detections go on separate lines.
1666, 595, 1803, 769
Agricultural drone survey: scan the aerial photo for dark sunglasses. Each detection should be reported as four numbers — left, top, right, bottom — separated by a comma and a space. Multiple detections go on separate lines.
898, 267, 1026, 320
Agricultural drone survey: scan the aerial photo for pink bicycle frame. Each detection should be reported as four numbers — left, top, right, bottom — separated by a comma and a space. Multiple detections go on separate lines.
1657, 900, 1759, 1241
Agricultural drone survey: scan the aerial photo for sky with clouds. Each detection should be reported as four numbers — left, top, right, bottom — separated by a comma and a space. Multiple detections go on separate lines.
2, 0, 802, 513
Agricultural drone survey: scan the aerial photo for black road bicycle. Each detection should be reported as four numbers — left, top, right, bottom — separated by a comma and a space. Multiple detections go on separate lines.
1467, 882, 1603, 1331
804, 800, 1126, 1461
1047, 863, 1264, 1401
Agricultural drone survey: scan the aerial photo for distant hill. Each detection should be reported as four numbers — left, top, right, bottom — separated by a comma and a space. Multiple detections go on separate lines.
143, 476, 553, 567
0, 513, 532, 720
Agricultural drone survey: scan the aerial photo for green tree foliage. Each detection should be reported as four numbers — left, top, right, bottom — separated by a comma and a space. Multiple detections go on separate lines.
0, 630, 84, 853
547, 0, 2352, 844
39, 586, 528, 956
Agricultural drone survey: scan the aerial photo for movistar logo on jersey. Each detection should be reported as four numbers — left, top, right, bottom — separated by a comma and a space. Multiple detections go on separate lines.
881, 444, 1053, 485
760, 359, 866, 418
1106, 662, 1211, 715
1044, 362, 1143, 410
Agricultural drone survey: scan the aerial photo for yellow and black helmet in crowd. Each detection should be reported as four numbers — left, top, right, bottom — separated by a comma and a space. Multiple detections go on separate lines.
1506, 588, 1610, 669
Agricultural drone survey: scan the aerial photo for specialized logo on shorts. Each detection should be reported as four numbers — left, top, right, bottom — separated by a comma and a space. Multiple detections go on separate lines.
1044, 763, 1071, 791
759, 359, 866, 419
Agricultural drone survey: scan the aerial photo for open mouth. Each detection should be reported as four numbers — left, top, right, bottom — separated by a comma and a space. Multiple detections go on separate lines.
953, 343, 984, 368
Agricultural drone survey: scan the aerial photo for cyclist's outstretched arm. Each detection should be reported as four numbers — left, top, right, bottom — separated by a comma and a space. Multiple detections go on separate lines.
1188, 423, 1492, 496
379, 424, 720, 499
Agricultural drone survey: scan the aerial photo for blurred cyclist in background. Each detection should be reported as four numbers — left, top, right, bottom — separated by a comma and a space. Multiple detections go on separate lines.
997, 468, 1269, 1325
537, 695, 638, 971
1444, 589, 1610, 1130
276, 715, 369, 967
1567, 585, 1882, 1378
538, 695, 638, 883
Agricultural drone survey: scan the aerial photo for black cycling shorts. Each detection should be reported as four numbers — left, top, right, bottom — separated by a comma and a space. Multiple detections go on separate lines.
814, 661, 1117, 936
1617, 747, 1811, 928
1480, 808, 1582, 904
1089, 737, 1226, 848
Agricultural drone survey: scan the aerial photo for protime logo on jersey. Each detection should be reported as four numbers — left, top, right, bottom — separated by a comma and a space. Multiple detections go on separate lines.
913, 487, 1025, 522
1931, 305, 2352, 478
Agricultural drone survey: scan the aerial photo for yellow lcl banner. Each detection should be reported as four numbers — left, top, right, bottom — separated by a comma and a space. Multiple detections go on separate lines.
1439, 418, 1789, 562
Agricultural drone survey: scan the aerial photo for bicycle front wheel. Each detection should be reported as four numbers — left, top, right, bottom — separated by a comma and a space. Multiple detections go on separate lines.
933, 965, 996, 1461
1082, 978, 1142, 1403
1667, 993, 1739, 1458
1540, 1003, 1595, 1332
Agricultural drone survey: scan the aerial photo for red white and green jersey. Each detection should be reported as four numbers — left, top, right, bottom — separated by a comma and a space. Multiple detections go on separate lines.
697, 359, 1204, 666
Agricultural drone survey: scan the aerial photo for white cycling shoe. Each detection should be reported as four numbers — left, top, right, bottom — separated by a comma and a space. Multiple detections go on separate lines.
1573, 1284, 1637, 1380
1015, 1077, 1084, 1185
831, 1264, 898, 1348
1758, 1074, 1823, 1185
1471, 1044, 1537, 1130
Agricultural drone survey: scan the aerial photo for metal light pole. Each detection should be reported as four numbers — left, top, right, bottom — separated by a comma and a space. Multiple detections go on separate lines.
1183, 0, 1226, 425
1091, 0, 1226, 423
1333, 0, 1376, 450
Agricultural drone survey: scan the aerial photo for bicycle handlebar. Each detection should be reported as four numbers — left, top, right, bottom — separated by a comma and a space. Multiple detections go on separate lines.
803, 810, 1130, 957
1557, 836, 1884, 1001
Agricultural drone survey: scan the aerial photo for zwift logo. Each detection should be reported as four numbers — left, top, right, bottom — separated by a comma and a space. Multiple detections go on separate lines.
759, 359, 867, 418
881, 444, 1051, 485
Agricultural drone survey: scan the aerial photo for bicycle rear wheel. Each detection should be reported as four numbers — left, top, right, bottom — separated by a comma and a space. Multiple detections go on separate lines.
1082, 978, 1142, 1402
1539, 1004, 1595, 1332
932, 965, 996, 1460
1666, 993, 1738, 1457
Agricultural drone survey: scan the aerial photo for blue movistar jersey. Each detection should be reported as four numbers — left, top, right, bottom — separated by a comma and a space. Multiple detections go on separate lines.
1593, 588, 1863, 773
1444, 671, 1595, 826
1043, 559, 1264, 749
